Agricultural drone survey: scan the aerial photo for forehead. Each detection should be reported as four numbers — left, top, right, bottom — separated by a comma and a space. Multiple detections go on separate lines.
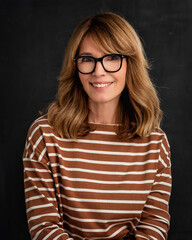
79, 35, 103, 55
79, 33, 116, 56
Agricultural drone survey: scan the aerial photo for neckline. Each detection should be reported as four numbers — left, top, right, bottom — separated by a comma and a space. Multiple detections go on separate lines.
88, 122, 119, 132
88, 122, 119, 126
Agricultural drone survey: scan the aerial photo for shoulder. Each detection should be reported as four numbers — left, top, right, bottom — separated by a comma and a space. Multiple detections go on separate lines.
149, 127, 167, 136
147, 127, 170, 157
23, 115, 53, 163
149, 128, 170, 146
133, 127, 169, 147
26, 114, 54, 142
150, 128, 171, 168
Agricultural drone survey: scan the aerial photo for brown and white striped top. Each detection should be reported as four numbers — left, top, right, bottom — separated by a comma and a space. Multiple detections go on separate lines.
23, 115, 172, 240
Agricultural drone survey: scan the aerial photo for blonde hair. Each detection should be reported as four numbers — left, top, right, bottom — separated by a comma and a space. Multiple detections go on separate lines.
47, 12, 162, 139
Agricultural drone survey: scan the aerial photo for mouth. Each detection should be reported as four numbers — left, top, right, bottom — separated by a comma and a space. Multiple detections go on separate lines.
90, 82, 113, 88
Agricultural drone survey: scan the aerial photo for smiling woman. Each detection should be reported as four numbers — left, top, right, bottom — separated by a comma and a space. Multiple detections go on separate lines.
47, 12, 162, 140
23, 12, 172, 240
77, 34, 127, 123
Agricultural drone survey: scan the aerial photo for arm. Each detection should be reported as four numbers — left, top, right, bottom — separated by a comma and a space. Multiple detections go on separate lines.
23, 122, 73, 240
134, 133, 172, 240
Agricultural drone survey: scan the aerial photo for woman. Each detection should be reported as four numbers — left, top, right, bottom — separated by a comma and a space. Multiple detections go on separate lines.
23, 12, 172, 240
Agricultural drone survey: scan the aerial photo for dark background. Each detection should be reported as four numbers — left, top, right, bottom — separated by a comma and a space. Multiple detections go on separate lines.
1, 0, 192, 239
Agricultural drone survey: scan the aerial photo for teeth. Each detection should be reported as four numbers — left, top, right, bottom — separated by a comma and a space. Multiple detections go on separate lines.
92, 83, 112, 88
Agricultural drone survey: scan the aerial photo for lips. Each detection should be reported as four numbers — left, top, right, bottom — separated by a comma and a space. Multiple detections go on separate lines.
90, 82, 113, 88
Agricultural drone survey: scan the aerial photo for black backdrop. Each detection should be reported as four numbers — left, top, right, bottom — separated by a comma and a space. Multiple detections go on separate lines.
1, 0, 192, 239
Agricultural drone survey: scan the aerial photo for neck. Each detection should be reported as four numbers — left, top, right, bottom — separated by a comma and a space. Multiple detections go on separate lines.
88, 101, 120, 124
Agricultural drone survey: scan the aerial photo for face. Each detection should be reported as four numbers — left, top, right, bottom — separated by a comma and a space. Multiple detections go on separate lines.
77, 35, 127, 108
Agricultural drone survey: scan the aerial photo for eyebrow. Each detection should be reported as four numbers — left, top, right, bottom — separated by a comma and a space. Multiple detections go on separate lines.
78, 52, 93, 56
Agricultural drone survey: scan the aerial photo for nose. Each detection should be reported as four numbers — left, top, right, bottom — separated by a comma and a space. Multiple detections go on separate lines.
92, 61, 106, 76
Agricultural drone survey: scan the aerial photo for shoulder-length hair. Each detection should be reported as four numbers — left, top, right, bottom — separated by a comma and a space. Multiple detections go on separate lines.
47, 12, 162, 139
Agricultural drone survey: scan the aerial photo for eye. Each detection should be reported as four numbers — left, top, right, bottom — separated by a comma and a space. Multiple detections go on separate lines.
80, 56, 94, 63
105, 54, 120, 61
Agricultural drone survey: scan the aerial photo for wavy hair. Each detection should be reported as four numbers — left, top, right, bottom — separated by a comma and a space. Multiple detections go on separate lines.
47, 12, 162, 139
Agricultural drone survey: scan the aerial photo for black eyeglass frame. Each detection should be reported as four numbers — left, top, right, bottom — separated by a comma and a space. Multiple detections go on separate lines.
74, 54, 127, 74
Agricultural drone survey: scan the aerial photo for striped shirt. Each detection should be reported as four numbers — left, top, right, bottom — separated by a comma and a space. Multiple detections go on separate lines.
23, 115, 172, 240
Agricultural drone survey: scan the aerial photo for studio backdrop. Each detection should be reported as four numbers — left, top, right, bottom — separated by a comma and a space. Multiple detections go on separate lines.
1, 0, 192, 239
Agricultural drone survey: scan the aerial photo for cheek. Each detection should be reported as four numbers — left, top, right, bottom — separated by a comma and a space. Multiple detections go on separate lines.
79, 74, 88, 87
116, 70, 127, 87
118, 61, 127, 85
78, 74, 93, 97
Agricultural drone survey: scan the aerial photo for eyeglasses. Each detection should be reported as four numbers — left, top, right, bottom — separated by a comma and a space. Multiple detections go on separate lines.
74, 54, 127, 74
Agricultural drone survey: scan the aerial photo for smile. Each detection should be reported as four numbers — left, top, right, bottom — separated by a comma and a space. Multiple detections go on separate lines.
90, 82, 113, 88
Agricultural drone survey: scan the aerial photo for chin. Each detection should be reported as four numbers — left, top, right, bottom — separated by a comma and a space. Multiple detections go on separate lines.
89, 97, 117, 105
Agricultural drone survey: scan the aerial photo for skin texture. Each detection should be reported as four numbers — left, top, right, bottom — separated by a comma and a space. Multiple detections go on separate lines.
78, 35, 127, 124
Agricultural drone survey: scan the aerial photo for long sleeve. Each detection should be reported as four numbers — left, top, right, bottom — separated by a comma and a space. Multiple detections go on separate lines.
23, 121, 73, 240
134, 133, 172, 240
